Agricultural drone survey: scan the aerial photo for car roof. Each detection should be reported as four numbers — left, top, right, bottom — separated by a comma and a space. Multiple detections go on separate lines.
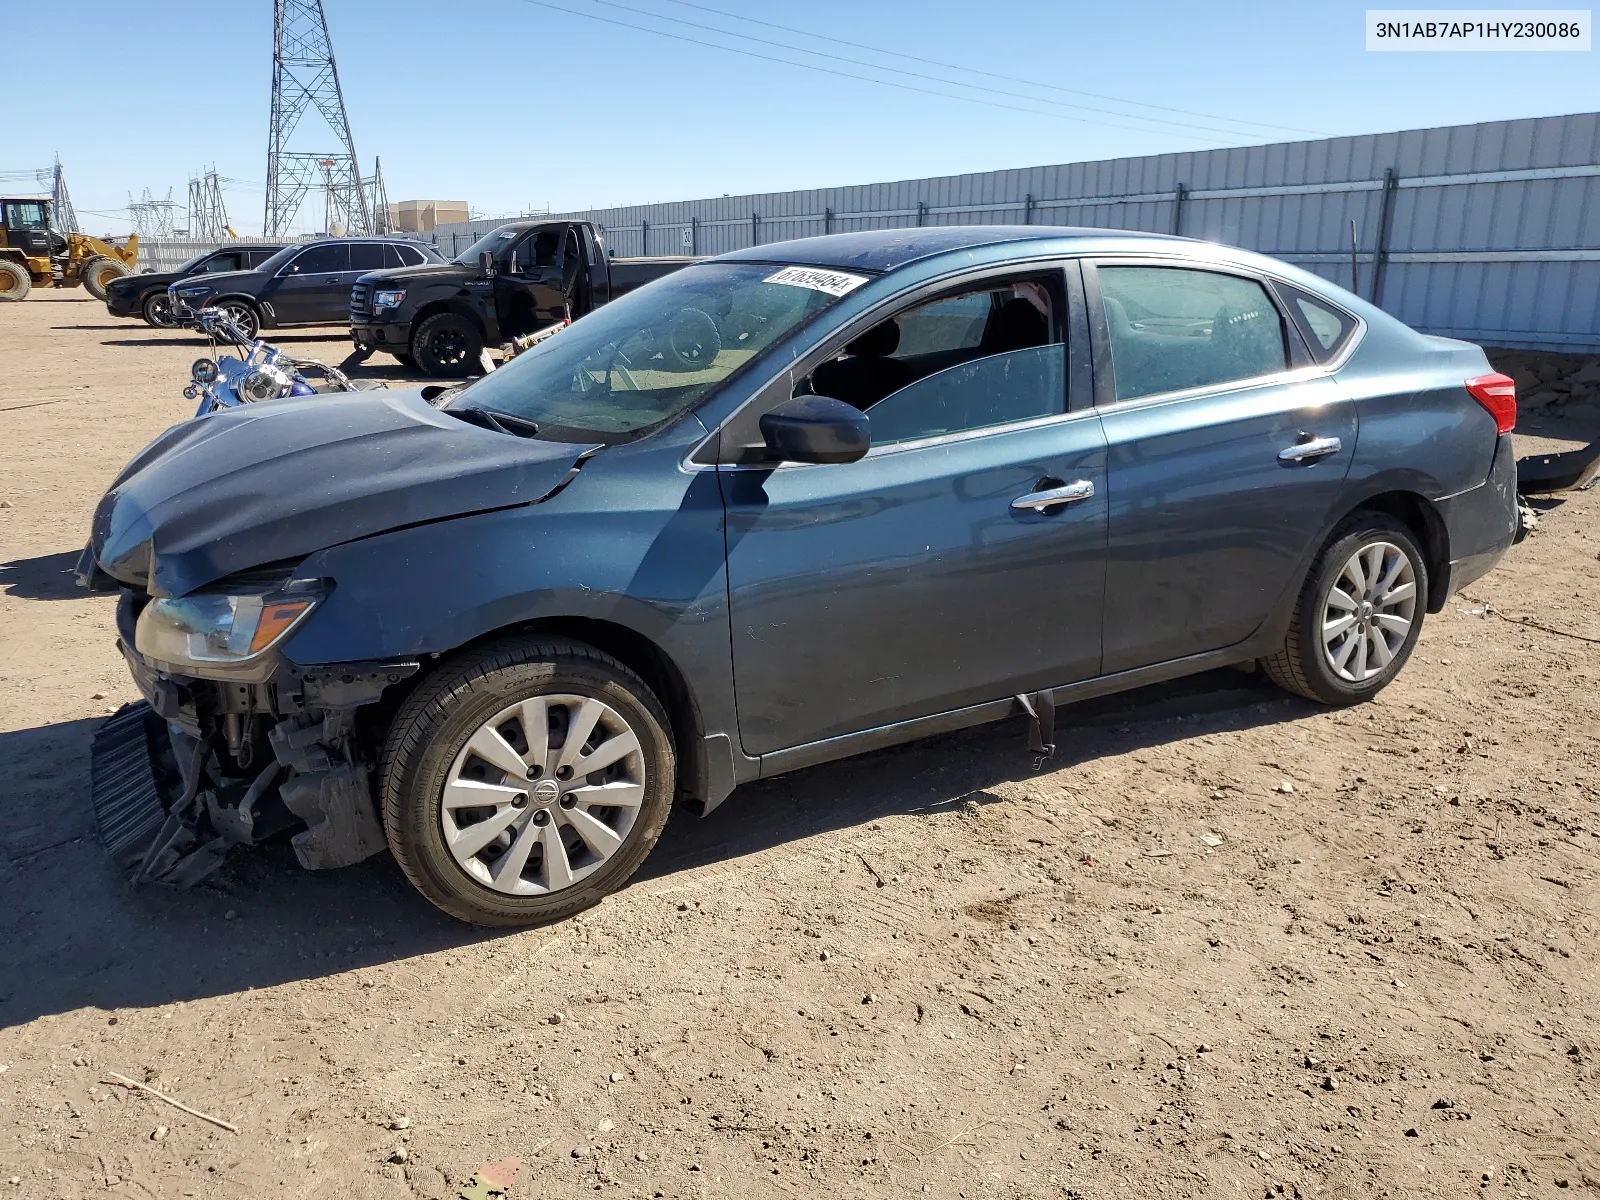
717, 225, 1179, 273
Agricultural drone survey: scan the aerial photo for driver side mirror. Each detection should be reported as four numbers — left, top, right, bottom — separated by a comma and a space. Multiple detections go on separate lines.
759, 395, 870, 464
479, 251, 495, 278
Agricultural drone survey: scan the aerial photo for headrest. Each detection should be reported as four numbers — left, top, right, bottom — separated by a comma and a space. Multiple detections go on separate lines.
845, 320, 900, 358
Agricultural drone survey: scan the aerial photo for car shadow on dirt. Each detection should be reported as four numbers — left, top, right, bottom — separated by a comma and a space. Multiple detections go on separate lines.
0, 550, 85, 599
96, 333, 349, 348
0, 671, 1308, 1028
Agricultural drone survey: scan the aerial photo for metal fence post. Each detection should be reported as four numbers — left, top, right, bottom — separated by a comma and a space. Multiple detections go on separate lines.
916, 201, 927, 227
751, 211, 760, 246
824, 207, 833, 234
641, 218, 649, 257
1023, 194, 1034, 225
1371, 168, 1399, 308
690, 216, 698, 255
1172, 184, 1188, 236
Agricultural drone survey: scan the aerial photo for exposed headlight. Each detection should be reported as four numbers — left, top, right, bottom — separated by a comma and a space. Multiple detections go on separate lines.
240, 364, 293, 402
191, 358, 219, 384
373, 288, 406, 309
135, 579, 324, 667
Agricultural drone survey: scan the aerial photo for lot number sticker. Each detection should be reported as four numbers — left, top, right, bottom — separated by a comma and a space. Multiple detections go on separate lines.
763, 266, 869, 296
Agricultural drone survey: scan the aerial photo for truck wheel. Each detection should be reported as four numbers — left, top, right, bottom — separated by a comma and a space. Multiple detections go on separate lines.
413, 312, 484, 378
142, 292, 175, 327
81, 256, 130, 302
664, 307, 721, 371
379, 636, 676, 927
0, 259, 30, 301
1261, 513, 1428, 706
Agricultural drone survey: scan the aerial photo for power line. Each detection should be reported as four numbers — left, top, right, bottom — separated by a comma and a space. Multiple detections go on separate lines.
578, 0, 1300, 141
661, 0, 1321, 138
516, 0, 1231, 143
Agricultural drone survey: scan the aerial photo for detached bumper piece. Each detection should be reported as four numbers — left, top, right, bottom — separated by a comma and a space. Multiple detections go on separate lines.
90, 704, 173, 868
1517, 439, 1600, 495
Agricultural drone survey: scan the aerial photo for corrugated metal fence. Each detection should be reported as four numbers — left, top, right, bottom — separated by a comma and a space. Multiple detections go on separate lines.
431, 112, 1600, 352
135, 237, 287, 274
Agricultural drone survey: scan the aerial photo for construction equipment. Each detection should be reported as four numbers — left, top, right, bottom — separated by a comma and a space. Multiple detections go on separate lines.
0, 195, 138, 302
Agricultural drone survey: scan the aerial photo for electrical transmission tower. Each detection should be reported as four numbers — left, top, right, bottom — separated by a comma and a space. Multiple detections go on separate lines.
127, 189, 179, 238
366, 156, 392, 234
264, 0, 371, 237
188, 169, 232, 240
50, 158, 80, 233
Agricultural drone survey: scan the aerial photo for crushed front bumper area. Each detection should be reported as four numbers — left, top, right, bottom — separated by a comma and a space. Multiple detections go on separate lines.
91, 632, 418, 887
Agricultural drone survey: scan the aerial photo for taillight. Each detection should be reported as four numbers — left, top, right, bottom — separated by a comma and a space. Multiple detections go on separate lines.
1465, 373, 1517, 434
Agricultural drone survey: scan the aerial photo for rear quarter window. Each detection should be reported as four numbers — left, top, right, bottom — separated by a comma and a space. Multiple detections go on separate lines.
1275, 282, 1359, 362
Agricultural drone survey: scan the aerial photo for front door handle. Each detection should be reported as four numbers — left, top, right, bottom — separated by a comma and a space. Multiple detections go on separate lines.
1011, 480, 1095, 511
1279, 434, 1342, 462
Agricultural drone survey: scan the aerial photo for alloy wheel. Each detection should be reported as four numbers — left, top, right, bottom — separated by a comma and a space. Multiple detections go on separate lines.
1320, 541, 1417, 683
430, 329, 467, 366
440, 694, 646, 895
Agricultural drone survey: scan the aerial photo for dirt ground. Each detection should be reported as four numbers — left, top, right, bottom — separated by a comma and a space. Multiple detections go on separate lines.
1, 289, 1597, 1200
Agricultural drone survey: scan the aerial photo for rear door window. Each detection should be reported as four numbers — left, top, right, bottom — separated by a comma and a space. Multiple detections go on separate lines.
349, 243, 387, 272
396, 244, 429, 266
1096, 266, 1288, 402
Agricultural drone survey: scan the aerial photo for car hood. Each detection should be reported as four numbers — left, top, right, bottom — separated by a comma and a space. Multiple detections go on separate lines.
360, 262, 475, 287
89, 389, 600, 598
107, 271, 175, 296
169, 269, 260, 293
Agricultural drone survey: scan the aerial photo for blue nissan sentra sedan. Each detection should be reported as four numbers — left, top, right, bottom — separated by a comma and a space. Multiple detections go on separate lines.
80, 226, 1519, 924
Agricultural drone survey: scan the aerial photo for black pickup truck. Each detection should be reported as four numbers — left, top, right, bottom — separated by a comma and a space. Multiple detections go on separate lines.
348, 219, 695, 376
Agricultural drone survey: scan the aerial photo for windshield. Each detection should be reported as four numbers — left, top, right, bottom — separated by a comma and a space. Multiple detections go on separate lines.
447, 261, 862, 442
254, 244, 304, 274
452, 225, 520, 266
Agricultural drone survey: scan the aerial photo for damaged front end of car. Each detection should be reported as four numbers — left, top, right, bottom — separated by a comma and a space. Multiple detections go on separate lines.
87, 566, 419, 886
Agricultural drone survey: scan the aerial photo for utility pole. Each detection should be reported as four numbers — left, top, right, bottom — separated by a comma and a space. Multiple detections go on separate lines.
188, 169, 232, 240
51, 157, 80, 234
367, 157, 392, 234
264, 0, 370, 237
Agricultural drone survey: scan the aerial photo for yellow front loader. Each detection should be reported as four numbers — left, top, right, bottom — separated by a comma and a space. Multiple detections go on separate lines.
0, 196, 139, 302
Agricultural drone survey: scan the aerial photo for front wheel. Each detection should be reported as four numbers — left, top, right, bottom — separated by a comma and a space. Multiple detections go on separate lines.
379, 637, 676, 926
142, 291, 175, 327
214, 300, 260, 340
413, 312, 484, 378
81, 256, 130, 302
1261, 513, 1428, 705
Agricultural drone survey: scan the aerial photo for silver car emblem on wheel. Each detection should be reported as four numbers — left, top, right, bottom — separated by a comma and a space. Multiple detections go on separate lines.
441, 694, 645, 895
1321, 541, 1417, 683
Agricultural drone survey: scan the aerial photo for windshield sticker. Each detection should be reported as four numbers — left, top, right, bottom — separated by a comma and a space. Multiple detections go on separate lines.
763, 266, 869, 296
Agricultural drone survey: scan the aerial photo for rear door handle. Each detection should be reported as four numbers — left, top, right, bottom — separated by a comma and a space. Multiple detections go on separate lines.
1279, 435, 1342, 462
1011, 480, 1095, 511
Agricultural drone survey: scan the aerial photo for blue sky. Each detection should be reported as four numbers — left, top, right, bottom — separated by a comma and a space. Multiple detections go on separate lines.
4, 0, 1595, 236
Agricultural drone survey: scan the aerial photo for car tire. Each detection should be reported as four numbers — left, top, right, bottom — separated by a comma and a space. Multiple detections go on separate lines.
0, 259, 30, 301
81, 256, 130, 302
413, 312, 484, 378
1261, 512, 1428, 706
215, 300, 260, 340
141, 291, 175, 327
379, 636, 677, 927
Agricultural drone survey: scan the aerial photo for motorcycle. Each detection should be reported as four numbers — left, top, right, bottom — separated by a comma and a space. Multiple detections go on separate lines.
182, 306, 373, 418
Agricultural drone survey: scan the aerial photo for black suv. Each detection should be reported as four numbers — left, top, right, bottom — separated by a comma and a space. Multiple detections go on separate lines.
104, 244, 285, 327
168, 237, 442, 339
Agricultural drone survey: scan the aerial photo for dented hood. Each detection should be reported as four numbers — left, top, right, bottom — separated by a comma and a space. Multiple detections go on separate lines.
90, 389, 598, 597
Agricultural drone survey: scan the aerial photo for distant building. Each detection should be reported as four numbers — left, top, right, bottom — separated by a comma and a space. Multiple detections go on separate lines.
385, 200, 469, 233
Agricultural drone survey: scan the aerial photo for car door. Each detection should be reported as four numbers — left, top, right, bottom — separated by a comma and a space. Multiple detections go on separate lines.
496, 226, 571, 336
268, 242, 349, 324
720, 268, 1108, 757
1088, 260, 1357, 674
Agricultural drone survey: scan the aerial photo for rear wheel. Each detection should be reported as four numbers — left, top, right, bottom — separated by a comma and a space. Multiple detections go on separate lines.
81, 256, 130, 302
413, 312, 484, 378
141, 291, 175, 327
1261, 513, 1427, 705
379, 637, 676, 926
0, 259, 31, 301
